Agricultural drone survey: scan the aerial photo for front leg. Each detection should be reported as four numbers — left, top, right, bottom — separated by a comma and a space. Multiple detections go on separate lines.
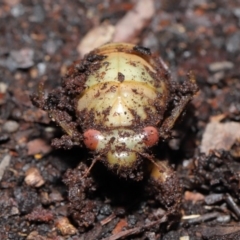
160, 72, 198, 139
30, 82, 82, 148
146, 160, 182, 216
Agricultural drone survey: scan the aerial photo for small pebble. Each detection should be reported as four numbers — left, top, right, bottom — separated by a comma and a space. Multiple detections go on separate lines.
10, 206, 19, 216
11, 4, 25, 17
204, 193, 224, 205
100, 204, 112, 216
145, 232, 156, 240
0, 82, 8, 93
216, 214, 231, 223
40, 192, 50, 205
2, 120, 19, 133
7, 48, 34, 71
226, 32, 240, 53
0, 154, 11, 181
49, 190, 64, 202
233, 8, 240, 18
45, 39, 62, 55
55, 217, 77, 236
24, 167, 45, 188
207, 71, 224, 84
37, 62, 47, 75
26, 231, 39, 240
127, 215, 137, 226
29, 5, 45, 23
208, 61, 234, 72
180, 236, 190, 240
0, 134, 10, 143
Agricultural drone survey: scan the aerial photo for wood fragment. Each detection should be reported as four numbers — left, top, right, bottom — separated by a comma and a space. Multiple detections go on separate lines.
100, 213, 116, 226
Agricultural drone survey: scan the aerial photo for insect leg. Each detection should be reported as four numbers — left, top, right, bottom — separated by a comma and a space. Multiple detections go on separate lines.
31, 82, 81, 148
160, 72, 198, 139
147, 159, 182, 213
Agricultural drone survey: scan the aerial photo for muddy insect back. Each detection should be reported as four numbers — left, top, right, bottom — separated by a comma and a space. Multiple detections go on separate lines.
31, 42, 197, 173
77, 42, 170, 129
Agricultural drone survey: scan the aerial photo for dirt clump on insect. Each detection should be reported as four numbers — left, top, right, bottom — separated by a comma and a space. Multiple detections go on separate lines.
31, 42, 198, 231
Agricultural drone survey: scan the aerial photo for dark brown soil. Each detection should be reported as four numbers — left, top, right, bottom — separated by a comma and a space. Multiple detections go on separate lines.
1, 0, 240, 239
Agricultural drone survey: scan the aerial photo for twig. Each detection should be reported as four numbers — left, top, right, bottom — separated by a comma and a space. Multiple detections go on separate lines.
102, 215, 167, 240
183, 212, 219, 225
100, 213, 116, 226
225, 193, 240, 219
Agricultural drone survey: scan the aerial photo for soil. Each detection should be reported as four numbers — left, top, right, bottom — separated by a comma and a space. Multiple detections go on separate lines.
1, 0, 240, 239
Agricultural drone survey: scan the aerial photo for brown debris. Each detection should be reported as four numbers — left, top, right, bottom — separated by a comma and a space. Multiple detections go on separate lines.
25, 207, 53, 222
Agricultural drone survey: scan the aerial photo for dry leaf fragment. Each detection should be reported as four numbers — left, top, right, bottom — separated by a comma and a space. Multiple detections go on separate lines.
200, 120, 240, 154
27, 138, 52, 156
77, 0, 155, 56
113, 0, 155, 43
112, 218, 128, 234
77, 22, 115, 57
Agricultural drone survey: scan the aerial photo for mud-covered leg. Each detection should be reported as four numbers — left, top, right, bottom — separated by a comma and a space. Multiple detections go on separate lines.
160, 72, 198, 139
50, 109, 82, 149
30, 82, 82, 149
146, 160, 182, 216
63, 162, 98, 232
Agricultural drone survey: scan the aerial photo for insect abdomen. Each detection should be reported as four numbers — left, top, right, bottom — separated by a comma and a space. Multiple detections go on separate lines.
77, 43, 169, 129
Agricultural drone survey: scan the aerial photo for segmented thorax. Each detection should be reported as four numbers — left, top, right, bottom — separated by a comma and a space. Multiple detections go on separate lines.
77, 43, 169, 129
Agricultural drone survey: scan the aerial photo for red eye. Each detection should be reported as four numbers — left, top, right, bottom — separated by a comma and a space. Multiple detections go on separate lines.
83, 129, 101, 150
143, 126, 159, 147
